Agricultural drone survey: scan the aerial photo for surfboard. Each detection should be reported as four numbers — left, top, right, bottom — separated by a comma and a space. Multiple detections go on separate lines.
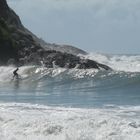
11, 75, 22, 82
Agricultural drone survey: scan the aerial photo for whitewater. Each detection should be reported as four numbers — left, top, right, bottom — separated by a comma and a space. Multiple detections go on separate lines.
0, 53, 140, 140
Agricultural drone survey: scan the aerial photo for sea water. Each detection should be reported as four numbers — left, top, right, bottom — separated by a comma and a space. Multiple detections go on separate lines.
0, 53, 140, 140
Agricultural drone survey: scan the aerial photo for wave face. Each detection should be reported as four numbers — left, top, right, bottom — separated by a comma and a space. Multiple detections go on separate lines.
0, 103, 140, 140
0, 53, 140, 107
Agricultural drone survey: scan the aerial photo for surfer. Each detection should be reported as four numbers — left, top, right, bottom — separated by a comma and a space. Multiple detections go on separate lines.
13, 68, 19, 79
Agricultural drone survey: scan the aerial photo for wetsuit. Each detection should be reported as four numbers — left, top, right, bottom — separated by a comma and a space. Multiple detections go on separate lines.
13, 68, 19, 79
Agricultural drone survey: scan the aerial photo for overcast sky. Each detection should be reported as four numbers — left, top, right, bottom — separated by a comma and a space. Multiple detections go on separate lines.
7, 0, 140, 54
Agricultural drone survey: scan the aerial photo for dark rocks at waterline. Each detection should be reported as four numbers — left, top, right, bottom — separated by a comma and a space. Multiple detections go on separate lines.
15, 49, 111, 70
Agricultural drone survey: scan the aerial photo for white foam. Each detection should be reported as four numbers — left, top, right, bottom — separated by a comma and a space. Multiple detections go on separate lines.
85, 53, 140, 72
0, 53, 140, 84
0, 66, 100, 84
0, 103, 140, 140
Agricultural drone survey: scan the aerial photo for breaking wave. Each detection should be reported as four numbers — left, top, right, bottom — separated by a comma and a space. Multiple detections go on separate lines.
84, 53, 140, 72
0, 53, 140, 85
0, 103, 140, 140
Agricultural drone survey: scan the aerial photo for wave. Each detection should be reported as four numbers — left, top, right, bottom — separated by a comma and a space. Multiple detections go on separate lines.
0, 53, 140, 82
0, 102, 140, 140
0, 53, 140, 93
0, 65, 140, 90
84, 53, 140, 72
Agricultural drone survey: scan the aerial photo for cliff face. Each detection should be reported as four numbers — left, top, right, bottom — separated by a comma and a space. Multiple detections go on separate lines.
0, 0, 111, 70
0, 18, 17, 63
0, 0, 44, 64
0, 0, 8, 12
0, 0, 23, 29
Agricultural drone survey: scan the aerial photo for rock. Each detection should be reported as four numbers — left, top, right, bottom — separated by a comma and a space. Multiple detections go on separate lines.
43, 43, 87, 55
37, 49, 44, 56
0, 0, 111, 70
11, 33, 20, 40
19, 40, 26, 47
30, 46, 36, 52
7, 58, 16, 65
19, 58, 25, 65
98, 63, 111, 70
0, 0, 23, 29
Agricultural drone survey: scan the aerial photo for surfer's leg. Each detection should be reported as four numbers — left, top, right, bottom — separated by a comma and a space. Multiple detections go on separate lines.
15, 74, 19, 79
13, 75, 15, 79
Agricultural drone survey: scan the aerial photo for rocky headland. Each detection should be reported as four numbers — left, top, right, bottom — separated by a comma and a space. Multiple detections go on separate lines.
0, 0, 111, 70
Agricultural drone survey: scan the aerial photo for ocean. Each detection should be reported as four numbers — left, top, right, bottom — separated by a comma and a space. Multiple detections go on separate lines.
0, 53, 140, 140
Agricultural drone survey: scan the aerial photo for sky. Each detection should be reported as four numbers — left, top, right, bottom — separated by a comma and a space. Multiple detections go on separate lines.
7, 0, 140, 54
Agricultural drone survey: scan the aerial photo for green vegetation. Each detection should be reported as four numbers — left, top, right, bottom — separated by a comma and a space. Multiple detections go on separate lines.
0, 18, 18, 63
0, 18, 11, 41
